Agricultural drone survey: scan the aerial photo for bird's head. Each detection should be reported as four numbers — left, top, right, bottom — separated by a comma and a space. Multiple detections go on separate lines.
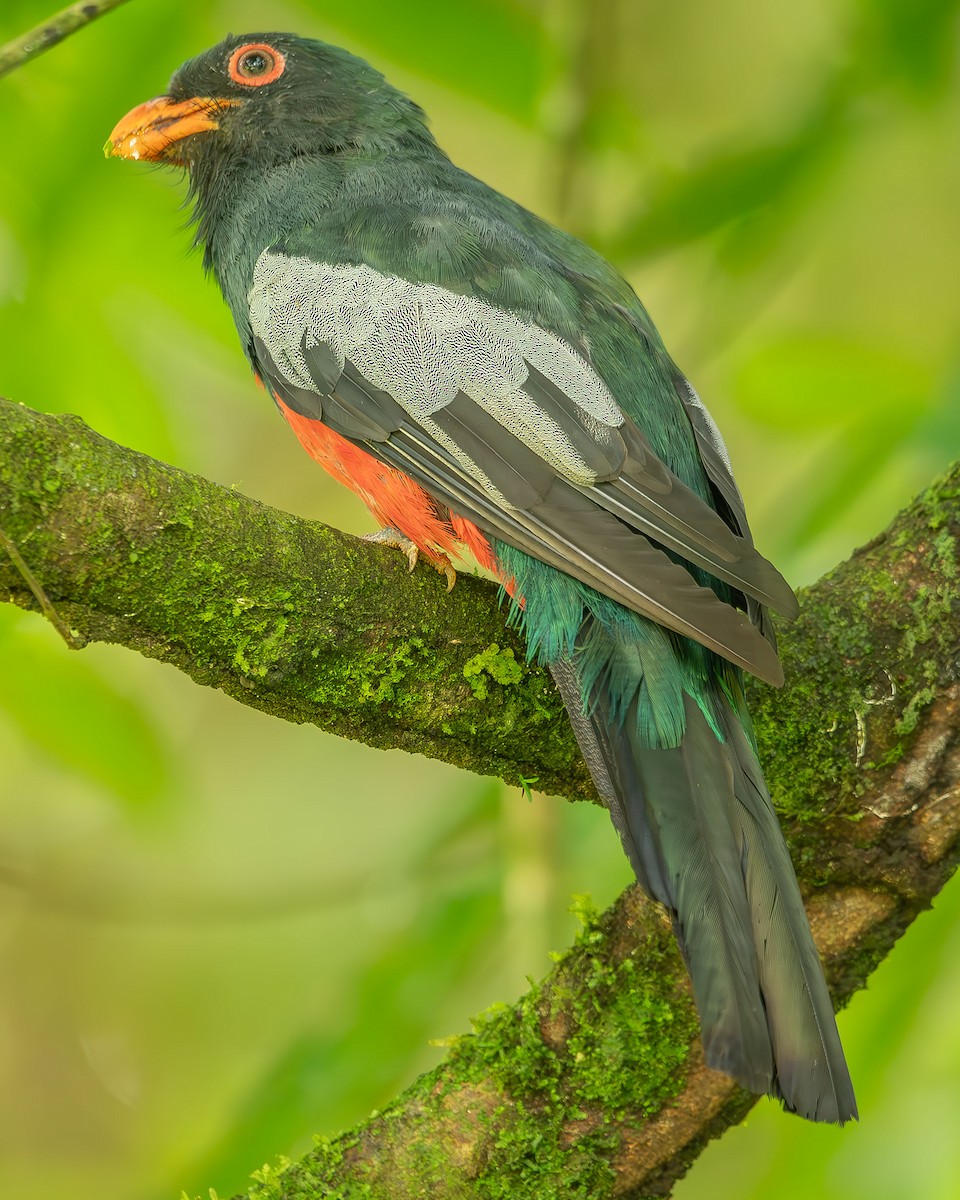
106, 32, 432, 172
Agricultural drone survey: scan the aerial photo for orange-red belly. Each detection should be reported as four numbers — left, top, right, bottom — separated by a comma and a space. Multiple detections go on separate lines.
276, 397, 501, 577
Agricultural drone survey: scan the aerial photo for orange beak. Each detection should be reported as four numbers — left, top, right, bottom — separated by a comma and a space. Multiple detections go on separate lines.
105, 95, 241, 163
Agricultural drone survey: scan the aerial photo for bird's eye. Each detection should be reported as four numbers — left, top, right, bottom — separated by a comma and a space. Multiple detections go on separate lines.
228, 43, 286, 87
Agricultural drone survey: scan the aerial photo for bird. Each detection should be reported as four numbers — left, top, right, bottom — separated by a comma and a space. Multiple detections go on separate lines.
106, 31, 856, 1123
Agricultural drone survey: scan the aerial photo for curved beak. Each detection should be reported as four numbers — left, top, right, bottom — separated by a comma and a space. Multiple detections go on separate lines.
105, 95, 241, 163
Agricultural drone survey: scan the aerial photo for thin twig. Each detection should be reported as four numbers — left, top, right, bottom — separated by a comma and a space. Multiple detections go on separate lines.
0, 0, 133, 80
0, 525, 84, 647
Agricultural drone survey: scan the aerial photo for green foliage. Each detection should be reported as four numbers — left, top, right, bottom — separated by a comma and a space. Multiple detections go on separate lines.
0, 606, 171, 809
320, 0, 543, 121
1, 1, 959, 1199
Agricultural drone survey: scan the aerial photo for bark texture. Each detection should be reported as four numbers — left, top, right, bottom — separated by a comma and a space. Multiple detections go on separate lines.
2, 395, 959, 1198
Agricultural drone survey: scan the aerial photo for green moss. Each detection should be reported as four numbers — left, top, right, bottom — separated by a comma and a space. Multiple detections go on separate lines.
463, 642, 524, 700
894, 684, 937, 737
434, 899, 694, 1199
934, 529, 957, 577
357, 638, 425, 704
747, 463, 960, 826
299, 636, 430, 708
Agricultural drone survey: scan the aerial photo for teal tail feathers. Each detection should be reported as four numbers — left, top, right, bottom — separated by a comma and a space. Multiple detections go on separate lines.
551, 657, 858, 1124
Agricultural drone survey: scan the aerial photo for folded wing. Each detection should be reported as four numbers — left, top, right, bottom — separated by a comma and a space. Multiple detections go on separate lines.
248, 252, 796, 684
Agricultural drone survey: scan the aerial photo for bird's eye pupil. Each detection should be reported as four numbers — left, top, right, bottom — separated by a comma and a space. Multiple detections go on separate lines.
239, 51, 270, 76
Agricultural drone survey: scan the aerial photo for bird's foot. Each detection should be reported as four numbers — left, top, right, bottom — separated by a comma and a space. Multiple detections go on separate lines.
362, 527, 456, 592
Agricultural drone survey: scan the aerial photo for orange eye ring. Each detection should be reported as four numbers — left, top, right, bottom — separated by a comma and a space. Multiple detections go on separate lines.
228, 43, 286, 87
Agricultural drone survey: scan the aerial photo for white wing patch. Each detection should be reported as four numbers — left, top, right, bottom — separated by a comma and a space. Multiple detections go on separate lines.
680, 379, 735, 475
248, 252, 624, 490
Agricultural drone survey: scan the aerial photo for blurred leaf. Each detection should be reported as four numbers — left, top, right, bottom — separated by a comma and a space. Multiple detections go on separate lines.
734, 336, 934, 432
777, 419, 914, 554
914, 352, 960, 460
175, 780, 505, 1198
605, 99, 842, 261
734, 336, 935, 553
605, 0, 960, 263
323, 0, 543, 120
854, 0, 960, 99
0, 608, 170, 809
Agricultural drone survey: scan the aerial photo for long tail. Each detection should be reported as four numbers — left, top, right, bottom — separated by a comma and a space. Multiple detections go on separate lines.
551, 655, 857, 1124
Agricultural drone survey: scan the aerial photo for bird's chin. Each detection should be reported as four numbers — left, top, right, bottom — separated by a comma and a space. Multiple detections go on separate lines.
105, 95, 242, 164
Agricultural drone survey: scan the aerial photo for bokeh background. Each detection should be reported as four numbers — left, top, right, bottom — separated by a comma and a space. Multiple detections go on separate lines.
1, 1, 959, 1197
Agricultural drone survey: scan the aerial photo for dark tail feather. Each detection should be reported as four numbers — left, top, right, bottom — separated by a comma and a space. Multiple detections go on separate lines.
550, 659, 857, 1124
718, 705, 858, 1121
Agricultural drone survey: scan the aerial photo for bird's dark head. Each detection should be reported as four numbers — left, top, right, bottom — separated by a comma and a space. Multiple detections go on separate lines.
106, 32, 433, 171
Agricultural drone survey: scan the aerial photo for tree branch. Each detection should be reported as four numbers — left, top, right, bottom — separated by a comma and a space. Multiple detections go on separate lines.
0, 398, 585, 797
0, 0, 133, 80
2, 394, 959, 1196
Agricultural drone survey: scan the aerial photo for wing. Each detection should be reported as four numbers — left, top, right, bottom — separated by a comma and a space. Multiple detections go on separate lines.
248, 251, 796, 685
669, 369, 787, 647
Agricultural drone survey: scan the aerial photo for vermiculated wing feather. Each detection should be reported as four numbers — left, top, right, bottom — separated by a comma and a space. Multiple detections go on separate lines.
429, 391, 556, 509
521, 363, 626, 479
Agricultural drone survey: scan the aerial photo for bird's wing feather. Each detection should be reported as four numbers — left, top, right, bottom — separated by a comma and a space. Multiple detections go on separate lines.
248, 251, 793, 683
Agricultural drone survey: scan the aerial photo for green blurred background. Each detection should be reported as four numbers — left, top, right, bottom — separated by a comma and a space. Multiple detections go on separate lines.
1, 1, 959, 1196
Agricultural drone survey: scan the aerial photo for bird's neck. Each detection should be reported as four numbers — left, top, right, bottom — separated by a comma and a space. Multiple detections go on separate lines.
188, 140, 450, 334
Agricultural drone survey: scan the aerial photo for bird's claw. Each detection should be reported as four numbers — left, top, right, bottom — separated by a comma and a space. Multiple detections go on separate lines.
362, 527, 456, 592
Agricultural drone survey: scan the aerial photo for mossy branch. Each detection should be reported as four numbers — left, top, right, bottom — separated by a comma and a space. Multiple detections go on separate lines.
2, 394, 959, 1197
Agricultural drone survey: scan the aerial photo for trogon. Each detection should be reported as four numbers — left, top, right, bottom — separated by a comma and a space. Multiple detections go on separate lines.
107, 32, 856, 1123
